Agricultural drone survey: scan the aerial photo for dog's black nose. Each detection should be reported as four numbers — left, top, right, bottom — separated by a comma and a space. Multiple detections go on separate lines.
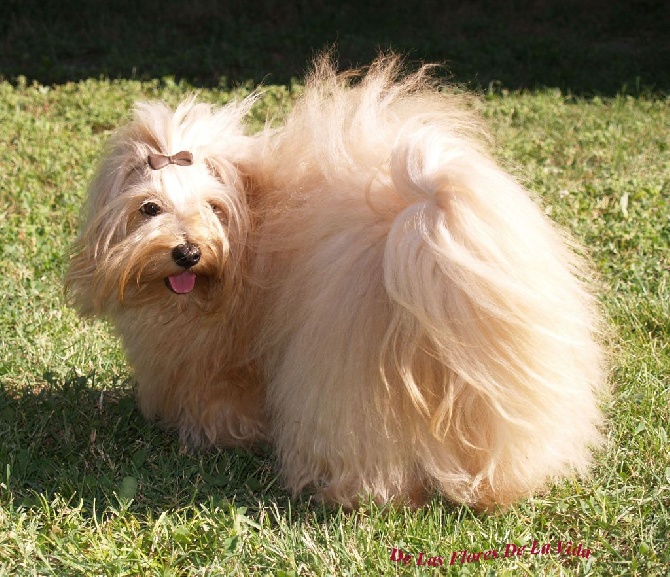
172, 243, 201, 268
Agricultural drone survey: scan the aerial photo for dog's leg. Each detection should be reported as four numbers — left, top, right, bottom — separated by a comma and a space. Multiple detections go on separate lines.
136, 362, 267, 448
133, 360, 266, 448
117, 309, 267, 449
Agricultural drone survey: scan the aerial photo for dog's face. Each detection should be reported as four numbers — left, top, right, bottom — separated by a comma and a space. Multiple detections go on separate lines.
66, 98, 256, 315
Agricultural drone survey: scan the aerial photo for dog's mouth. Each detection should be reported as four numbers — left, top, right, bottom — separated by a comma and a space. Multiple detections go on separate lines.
165, 270, 197, 294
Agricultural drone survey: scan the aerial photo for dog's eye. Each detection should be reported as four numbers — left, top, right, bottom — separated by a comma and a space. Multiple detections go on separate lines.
209, 202, 226, 220
140, 202, 162, 217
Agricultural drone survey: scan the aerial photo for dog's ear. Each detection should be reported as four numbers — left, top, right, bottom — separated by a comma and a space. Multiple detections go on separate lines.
64, 235, 97, 316
200, 97, 261, 233
64, 146, 129, 316
64, 115, 156, 316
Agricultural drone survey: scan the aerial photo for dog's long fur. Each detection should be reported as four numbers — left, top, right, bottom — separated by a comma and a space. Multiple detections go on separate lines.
66, 56, 607, 510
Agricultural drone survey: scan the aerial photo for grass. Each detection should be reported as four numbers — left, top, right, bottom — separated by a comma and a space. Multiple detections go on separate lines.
1, 74, 669, 575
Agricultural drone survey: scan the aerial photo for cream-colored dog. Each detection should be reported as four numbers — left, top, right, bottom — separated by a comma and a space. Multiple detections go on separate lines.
66, 56, 606, 510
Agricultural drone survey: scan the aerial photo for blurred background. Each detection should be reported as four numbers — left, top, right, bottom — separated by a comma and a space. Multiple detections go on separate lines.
1, 0, 668, 94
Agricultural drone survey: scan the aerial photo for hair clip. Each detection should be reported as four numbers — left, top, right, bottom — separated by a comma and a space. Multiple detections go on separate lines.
147, 151, 194, 170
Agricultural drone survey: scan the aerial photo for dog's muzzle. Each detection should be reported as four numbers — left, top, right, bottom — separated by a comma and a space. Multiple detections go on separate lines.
166, 243, 200, 294
171, 243, 201, 268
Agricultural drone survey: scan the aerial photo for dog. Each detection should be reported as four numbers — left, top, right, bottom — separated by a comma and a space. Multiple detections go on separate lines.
66, 55, 607, 510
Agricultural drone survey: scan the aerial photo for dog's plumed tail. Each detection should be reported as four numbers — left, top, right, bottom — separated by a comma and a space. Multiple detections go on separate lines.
257, 55, 607, 508
382, 108, 606, 507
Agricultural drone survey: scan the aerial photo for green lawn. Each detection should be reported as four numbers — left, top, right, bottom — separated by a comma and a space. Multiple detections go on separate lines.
0, 77, 668, 576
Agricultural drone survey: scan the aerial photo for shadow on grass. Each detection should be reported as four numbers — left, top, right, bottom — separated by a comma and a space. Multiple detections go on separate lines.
0, 373, 301, 518
1, 0, 669, 95
0, 374, 467, 528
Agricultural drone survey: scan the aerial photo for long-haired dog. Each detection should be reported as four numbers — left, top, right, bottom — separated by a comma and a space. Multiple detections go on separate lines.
66, 56, 606, 510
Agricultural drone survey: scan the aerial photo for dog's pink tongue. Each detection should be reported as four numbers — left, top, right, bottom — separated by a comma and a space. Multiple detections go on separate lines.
167, 271, 196, 294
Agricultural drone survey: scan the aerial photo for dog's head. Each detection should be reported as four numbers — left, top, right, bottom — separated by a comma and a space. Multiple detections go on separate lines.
66, 97, 257, 316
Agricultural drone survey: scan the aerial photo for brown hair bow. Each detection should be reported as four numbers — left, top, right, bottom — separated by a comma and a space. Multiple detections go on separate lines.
147, 151, 194, 170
